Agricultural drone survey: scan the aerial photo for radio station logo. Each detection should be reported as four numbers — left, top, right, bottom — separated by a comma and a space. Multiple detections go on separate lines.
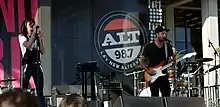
94, 11, 147, 72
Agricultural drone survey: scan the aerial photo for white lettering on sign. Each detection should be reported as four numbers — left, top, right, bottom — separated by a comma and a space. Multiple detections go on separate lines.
102, 30, 140, 46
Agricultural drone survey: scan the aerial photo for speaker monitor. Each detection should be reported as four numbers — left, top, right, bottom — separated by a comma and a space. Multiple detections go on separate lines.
113, 95, 206, 107
165, 97, 206, 107
114, 96, 163, 107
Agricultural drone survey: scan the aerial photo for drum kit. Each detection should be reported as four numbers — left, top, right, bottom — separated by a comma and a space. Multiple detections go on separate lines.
128, 57, 219, 98
0, 78, 36, 95
171, 57, 214, 98
0, 78, 17, 94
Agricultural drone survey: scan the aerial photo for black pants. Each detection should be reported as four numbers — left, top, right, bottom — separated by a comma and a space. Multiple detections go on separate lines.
22, 63, 45, 106
150, 75, 171, 97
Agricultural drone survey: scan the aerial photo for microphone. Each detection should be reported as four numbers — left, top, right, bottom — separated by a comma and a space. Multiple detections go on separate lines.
164, 38, 172, 43
164, 38, 175, 47
35, 26, 40, 38
35, 26, 40, 47
36, 25, 39, 29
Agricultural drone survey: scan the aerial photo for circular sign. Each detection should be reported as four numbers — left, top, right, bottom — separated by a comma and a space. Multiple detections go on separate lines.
94, 10, 147, 72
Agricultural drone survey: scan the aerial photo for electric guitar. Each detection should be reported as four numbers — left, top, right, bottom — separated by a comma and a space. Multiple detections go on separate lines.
144, 52, 197, 84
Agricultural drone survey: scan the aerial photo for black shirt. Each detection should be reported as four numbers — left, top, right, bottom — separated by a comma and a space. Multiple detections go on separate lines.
142, 41, 173, 67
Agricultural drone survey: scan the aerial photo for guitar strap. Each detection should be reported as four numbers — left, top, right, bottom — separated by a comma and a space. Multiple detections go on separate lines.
164, 41, 169, 74
164, 41, 168, 60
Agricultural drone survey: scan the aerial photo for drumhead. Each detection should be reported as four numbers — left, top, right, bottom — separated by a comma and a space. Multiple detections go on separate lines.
138, 87, 162, 97
138, 87, 151, 97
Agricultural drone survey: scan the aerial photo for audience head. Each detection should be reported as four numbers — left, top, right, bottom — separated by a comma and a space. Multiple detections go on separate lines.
59, 93, 87, 107
0, 88, 40, 107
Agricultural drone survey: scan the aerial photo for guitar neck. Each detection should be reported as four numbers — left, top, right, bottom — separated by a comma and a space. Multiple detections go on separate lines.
160, 52, 196, 71
161, 57, 183, 71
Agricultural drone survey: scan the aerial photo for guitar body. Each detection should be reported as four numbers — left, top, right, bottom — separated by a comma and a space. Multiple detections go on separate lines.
144, 61, 166, 84
143, 52, 197, 87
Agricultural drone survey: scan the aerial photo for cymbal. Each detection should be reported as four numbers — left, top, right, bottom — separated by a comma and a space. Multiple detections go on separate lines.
0, 78, 17, 82
205, 64, 220, 73
196, 58, 213, 63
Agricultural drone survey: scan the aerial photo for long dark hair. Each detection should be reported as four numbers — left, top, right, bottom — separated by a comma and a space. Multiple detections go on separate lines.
20, 18, 35, 36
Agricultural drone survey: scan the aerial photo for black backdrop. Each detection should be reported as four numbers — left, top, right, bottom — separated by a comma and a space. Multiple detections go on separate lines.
51, 0, 149, 95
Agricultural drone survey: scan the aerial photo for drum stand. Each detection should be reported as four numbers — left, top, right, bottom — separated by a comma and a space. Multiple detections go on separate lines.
173, 65, 187, 97
193, 65, 203, 97
170, 56, 178, 97
206, 64, 212, 106
186, 64, 193, 97
171, 66, 178, 97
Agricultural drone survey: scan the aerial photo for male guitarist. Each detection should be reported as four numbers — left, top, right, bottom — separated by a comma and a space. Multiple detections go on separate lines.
139, 26, 175, 97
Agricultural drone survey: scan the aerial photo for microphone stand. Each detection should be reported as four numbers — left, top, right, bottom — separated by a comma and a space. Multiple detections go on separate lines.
209, 40, 219, 100
209, 40, 218, 68
33, 29, 46, 107
35, 31, 41, 97
166, 40, 177, 97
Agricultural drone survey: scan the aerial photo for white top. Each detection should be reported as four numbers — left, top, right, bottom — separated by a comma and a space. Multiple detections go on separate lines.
18, 34, 38, 58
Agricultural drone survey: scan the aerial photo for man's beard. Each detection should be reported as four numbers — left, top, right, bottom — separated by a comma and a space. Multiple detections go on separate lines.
159, 38, 164, 42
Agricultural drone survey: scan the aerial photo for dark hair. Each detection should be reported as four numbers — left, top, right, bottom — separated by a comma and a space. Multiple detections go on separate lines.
0, 88, 40, 107
59, 93, 87, 107
20, 18, 35, 36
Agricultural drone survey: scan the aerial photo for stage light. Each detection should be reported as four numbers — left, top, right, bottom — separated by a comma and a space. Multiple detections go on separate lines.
148, 0, 163, 41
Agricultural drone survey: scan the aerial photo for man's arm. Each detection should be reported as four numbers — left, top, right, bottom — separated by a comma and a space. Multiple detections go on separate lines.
139, 56, 149, 69
139, 55, 156, 76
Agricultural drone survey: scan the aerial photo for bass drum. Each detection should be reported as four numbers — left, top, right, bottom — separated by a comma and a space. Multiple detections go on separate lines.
138, 87, 162, 97
137, 82, 162, 97
138, 87, 151, 97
